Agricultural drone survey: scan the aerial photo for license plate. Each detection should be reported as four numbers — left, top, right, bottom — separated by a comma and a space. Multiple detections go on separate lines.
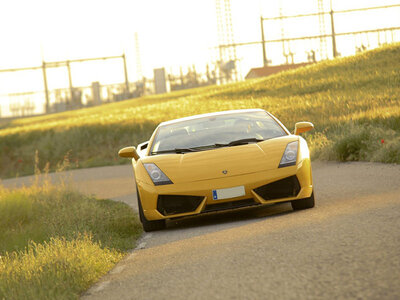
212, 186, 245, 200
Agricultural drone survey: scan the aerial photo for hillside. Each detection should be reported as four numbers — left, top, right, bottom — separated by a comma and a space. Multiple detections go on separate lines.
1, 43, 399, 178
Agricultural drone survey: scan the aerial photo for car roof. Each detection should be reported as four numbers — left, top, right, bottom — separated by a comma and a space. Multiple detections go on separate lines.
159, 109, 266, 127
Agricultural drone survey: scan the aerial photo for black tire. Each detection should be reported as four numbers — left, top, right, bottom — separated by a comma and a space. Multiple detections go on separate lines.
291, 192, 315, 211
136, 188, 166, 232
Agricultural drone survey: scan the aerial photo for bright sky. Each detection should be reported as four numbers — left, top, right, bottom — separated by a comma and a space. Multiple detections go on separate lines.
0, 0, 399, 114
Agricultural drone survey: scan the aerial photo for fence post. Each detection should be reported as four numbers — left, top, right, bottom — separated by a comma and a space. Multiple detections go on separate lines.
122, 53, 130, 96
330, 1, 338, 58
67, 60, 74, 107
42, 61, 50, 113
260, 16, 268, 66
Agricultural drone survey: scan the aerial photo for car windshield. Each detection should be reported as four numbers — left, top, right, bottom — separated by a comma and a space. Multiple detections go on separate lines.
150, 111, 287, 154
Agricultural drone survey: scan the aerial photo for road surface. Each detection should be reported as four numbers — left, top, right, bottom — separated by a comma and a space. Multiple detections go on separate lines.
3, 161, 400, 299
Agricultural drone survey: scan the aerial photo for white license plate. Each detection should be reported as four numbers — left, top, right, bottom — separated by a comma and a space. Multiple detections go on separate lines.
212, 186, 245, 200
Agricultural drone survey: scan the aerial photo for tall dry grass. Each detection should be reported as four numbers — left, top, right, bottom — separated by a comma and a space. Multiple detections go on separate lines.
0, 166, 142, 299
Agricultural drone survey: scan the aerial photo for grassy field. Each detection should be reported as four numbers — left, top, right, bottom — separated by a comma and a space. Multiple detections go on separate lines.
1, 43, 399, 178
0, 181, 142, 299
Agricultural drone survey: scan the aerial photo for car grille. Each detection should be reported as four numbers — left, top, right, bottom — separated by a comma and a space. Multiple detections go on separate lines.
204, 198, 259, 213
253, 175, 300, 200
157, 195, 203, 216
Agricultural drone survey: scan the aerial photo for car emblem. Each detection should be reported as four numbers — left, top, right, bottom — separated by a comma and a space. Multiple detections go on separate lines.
222, 170, 228, 174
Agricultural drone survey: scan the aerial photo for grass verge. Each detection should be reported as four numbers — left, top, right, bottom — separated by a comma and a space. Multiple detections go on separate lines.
0, 43, 399, 178
0, 184, 142, 299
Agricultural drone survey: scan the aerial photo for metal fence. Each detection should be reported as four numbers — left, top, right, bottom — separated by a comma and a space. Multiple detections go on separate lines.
0, 55, 133, 118
217, 3, 400, 71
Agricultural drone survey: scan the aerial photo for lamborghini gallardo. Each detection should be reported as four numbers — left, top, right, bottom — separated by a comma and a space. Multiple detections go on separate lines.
119, 109, 315, 231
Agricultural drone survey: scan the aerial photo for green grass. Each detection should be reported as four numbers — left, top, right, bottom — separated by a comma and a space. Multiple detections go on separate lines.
1, 43, 400, 178
0, 184, 142, 299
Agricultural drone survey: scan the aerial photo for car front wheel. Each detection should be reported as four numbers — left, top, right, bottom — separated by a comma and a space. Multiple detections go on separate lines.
137, 188, 166, 232
291, 192, 315, 210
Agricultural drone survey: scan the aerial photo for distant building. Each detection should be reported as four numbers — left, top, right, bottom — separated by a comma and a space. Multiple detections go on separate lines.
154, 68, 168, 94
245, 63, 313, 79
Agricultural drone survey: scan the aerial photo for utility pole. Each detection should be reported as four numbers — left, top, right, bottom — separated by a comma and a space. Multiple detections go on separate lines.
216, 0, 238, 82
260, 16, 268, 66
330, 0, 338, 57
318, 0, 328, 59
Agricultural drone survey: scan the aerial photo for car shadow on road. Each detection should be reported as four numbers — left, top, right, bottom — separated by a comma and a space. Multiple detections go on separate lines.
164, 202, 294, 232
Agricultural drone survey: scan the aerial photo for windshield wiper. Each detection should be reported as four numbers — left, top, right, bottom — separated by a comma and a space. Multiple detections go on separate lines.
151, 139, 264, 155
215, 138, 264, 147
151, 147, 205, 155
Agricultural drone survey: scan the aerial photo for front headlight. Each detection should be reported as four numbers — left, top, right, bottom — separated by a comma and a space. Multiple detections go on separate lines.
143, 163, 173, 185
279, 141, 298, 168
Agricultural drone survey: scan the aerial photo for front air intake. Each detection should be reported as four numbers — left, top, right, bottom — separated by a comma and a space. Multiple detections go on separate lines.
204, 199, 259, 213
157, 195, 203, 216
254, 176, 300, 200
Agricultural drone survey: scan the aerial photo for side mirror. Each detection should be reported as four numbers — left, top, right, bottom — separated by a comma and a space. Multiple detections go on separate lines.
294, 122, 314, 135
118, 146, 140, 161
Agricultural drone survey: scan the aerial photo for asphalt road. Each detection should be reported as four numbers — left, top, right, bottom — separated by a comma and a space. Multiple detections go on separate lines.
3, 161, 400, 299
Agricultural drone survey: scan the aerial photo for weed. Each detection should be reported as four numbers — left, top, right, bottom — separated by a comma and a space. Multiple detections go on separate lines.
0, 184, 142, 299
0, 235, 122, 300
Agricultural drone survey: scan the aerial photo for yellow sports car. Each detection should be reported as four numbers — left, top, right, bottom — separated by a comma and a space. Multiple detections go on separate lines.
119, 109, 314, 231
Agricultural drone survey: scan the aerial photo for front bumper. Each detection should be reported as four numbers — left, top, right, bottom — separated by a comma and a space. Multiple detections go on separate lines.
137, 159, 313, 221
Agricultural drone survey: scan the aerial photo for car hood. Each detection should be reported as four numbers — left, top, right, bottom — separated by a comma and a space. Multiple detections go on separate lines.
141, 135, 298, 184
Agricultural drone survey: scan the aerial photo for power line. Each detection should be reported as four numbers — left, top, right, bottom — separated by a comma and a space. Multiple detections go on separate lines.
261, 4, 400, 21
0, 55, 124, 73
217, 26, 400, 48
